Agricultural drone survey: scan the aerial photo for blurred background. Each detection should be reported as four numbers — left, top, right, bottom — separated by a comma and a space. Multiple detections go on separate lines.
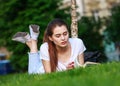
0, 0, 120, 73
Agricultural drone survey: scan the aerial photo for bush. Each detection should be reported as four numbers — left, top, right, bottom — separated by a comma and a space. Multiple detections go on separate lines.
0, 0, 70, 72
78, 16, 103, 51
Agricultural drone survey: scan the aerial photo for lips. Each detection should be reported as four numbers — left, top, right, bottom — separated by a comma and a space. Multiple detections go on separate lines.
61, 41, 67, 45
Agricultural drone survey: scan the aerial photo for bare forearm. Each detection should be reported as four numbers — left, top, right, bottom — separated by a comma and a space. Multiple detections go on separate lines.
42, 60, 51, 73
78, 53, 84, 65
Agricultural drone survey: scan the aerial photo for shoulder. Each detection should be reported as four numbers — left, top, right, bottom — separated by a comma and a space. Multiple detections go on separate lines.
69, 38, 83, 44
39, 42, 50, 60
40, 42, 48, 51
69, 38, 86, 50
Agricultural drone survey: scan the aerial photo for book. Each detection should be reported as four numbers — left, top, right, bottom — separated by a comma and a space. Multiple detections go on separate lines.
82, 61, 100, 67
74, 57, 100, 68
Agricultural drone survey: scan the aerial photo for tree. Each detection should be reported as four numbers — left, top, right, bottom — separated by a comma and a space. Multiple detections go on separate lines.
104, 4, 120, 43
71, 0, 78, 38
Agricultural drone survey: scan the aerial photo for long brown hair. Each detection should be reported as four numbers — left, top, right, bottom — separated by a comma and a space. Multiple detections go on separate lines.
43, 18, 69, 72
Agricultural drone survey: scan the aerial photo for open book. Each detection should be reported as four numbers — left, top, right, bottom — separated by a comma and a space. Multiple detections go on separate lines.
82, 61, 100, 67
74, 57, 100, 68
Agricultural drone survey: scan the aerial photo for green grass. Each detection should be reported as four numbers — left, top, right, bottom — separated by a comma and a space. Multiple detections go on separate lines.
0, 62, 120, 86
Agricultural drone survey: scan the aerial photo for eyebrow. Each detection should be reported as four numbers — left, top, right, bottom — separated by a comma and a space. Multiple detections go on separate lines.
54, 31, 68, 35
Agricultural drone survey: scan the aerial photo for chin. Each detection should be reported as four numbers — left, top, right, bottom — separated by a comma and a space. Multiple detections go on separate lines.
60, 44, 68, 48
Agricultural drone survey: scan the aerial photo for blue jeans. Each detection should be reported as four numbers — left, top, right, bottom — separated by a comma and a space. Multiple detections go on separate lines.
28, 51, 44, 74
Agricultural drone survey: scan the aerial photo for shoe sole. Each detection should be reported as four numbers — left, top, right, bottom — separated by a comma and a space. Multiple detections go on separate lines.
12, 32, 30, 43
12, 37, 26, 43
12, 32, 28, 38
30, 25, 39, 33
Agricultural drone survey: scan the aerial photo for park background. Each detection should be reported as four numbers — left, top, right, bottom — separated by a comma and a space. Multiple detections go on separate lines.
0, 0, 120, 86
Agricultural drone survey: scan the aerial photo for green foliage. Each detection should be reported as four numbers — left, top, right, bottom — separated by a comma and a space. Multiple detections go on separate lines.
0, 0, 70, 72
0, 62, 120, 86
104, 4, 120, 42
78, 16, 103, 51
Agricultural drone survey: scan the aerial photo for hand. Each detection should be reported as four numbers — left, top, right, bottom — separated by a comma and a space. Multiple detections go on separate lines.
66, 62, 74, 70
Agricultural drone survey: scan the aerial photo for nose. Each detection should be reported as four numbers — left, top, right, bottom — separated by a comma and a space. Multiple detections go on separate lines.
61, 35, 65, 40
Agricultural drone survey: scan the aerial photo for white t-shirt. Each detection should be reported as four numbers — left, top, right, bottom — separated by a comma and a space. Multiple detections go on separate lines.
40, 38, 86, 71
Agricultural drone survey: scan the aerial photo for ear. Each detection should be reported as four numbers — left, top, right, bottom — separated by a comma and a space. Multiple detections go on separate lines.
48, 36, 53, 41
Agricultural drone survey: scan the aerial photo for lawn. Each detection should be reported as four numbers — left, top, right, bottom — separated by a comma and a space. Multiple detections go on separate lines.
0, 62, 120, 86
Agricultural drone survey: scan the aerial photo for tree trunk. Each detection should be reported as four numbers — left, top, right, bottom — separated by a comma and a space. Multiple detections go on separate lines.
71, 0, 78, 38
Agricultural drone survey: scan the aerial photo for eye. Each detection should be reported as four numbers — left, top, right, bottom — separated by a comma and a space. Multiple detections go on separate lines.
55, 34, 61, 38
63, 32, 68, 36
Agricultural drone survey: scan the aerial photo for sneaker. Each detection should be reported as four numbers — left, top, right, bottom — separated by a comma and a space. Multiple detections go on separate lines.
29, 24, 40, 40
12, 32, 30, 43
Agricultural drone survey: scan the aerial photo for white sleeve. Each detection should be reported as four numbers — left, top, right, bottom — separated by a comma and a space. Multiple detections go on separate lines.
40, 43, 50, 61
77, 38, 86, 54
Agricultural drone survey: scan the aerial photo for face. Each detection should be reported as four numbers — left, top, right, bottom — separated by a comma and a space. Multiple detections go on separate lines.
49, 25, 69, 48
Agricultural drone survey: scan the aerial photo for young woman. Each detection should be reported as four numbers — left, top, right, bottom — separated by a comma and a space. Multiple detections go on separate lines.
12, 18, 86, 74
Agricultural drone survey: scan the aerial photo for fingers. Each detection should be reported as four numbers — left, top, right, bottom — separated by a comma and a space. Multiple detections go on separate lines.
66, 62, 74, 70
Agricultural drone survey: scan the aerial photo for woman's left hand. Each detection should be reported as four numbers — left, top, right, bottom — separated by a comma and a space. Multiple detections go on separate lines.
66, 62, 74, 70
